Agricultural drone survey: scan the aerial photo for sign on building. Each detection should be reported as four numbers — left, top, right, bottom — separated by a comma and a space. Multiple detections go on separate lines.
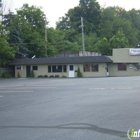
129, 48, 140, 56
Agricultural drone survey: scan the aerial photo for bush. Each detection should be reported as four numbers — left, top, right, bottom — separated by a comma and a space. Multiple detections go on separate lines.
61, 75, 67, 78
30, 70, 35, 77
44, 75, 48, 78
55, 75, 59, 78
77, 67, 83, 78
49, 75, 54, 78
38, 75, 43, 78
1, 72, 12, 78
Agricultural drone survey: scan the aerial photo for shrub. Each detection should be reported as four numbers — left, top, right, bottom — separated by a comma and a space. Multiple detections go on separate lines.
1, 72, 12, 78
30, 70, 35, 77
77, 67, 83, 77
61, 75, 67, 78
38, 75, 43, 78
55, 75, 59, 78
44, 75, 48, 78
49, 75, 54, 78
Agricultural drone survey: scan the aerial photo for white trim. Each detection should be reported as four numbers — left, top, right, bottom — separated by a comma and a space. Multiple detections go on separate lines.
68, 65, 75, 78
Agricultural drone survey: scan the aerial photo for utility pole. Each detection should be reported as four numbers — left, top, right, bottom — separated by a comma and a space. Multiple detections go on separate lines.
81, 17, 85, 56
45, 17, 47, 57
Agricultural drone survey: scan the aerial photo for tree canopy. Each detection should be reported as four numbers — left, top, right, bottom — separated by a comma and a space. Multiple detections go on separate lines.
1, 0, 140, 67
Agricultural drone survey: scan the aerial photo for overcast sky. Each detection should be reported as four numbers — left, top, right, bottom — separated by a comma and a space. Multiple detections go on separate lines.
9, 0, 140, 27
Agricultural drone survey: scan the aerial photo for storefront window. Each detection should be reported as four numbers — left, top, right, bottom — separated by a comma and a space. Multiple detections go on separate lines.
48, 65, 51, 73
52, 65, 62, 72
16, 66, 23, 70
91, 64, 98, 72
118, 64, 127, 71
33, 66, 38, 70
83, 64, 90, 72
63, 65, 67, 72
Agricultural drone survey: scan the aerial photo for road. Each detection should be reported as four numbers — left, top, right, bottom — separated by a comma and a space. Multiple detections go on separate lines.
0, 77, 140, 140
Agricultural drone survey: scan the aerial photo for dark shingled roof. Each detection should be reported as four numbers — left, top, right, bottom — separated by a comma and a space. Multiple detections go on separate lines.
9, 56, 112, 65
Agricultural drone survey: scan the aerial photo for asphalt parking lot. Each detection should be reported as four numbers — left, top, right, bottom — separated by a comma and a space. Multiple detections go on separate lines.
0, 77, 140, 140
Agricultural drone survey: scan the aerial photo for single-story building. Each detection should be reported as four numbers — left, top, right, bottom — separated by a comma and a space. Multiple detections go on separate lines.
9, 56, 112, 78
9, 48, 140, 78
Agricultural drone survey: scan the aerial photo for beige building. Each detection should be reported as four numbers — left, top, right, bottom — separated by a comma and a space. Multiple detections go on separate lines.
109, 48, 140, 77
10, 56, 111, 78
9, 48, 140, 78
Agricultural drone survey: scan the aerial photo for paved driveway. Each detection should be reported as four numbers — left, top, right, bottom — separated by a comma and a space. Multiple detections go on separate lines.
0, 77, 140, 140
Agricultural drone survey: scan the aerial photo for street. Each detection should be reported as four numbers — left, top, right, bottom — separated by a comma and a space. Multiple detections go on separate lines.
0, 77, 140, 140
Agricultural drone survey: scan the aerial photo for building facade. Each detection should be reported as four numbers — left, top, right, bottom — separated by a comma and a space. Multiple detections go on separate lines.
109, 48, 140, 77
10, 56, 111, 78
9, 48, 140, 78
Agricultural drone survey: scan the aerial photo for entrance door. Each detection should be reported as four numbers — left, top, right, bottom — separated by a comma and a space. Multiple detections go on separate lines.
106, 64, 109, 76
69, 65, 75, 78
26, 66, 31, 77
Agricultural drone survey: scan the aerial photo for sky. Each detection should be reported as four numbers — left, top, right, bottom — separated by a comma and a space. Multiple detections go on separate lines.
7, 0, 140, 27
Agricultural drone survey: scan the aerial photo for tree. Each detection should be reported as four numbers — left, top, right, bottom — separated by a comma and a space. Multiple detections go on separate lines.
99, 7, 116, 38
0, 37, 17, 67
109, 29, 129, 49
56, 0, 101, 34
95, 37, 111, 55
3, 4, 48, 58
79, 0, 101, 33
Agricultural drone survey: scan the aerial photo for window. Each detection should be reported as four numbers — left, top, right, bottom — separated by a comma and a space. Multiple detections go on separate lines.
63, 65, 67, 72
83, 64, 90, 72
91, 64, 98, 72
52, 65, 62, 72
16, 66, 23, 70
118, 64, 127, 71
48, 65, 67, 73
33, 66, 38, 70
70, 65, 74, 71
48, 65, 51, 73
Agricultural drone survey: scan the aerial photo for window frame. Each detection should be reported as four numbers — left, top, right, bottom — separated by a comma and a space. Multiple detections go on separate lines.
118, 63, 127, 71
32, 66, 38, 70
63, 65, 67, 72
91, 64, 98, 72
16, 65, 23, 70
48, 65, 51, 73
52, 65, 63, 73
83, 64, 90, 72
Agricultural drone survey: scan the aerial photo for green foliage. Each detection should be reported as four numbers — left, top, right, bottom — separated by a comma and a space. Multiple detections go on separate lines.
1, 72, 12, 78
77, 67, 83, 77
0, 36, 17, 67
61, 75, 67, 78
95, 37, 111, 55
38, 75, 43, 78
56, 0, 101, 34
44, 75, 48, 78
30, 69, 35, 77
49, 75, 54, 78
3, 4, 47, 58
2, 1, 140, 59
